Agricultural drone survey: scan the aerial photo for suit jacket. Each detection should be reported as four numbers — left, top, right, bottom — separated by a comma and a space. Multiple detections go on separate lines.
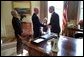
32, 13, 45, 30
12, 17, 22, 35
49, 12, 60, 34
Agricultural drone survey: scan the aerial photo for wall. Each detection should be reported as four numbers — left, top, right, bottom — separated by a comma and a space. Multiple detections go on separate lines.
68, 1, 79, 20
67, 1, 79, 26
40, 1, 48, 20
1, 1, 13, 38
1, 1, 40, 38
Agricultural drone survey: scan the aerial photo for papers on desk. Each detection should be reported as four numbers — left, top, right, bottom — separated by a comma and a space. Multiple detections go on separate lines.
33, 38, 44, 43
41, 33, 58, 39
41, 34, 50, 39
76, 31, 83, 33
32, 33, 58, 44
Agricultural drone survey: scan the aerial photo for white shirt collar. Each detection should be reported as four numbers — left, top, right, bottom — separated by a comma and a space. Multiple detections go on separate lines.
51, 11, 54, 15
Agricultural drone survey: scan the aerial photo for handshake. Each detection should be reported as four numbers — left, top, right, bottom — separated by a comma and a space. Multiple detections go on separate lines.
43, 24, 51, 32
42, 17, 51, 31
44, 24, 51, 28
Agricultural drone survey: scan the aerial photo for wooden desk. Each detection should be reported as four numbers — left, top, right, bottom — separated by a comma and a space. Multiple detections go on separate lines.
19, 35, 83, 56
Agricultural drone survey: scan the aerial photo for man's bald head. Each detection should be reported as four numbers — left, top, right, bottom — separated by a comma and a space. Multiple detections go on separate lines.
49, 6, 55, 13
34, 8, 39, 14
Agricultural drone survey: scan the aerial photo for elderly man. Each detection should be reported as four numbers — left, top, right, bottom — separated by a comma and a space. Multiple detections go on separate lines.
32, 8, 46, 38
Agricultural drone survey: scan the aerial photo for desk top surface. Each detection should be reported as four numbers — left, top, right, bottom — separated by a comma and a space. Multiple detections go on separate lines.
21, 35, 83, 56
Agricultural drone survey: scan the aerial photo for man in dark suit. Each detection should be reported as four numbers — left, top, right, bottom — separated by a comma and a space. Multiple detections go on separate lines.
32, 8, 46, 38
11, 10, 23, 55
48, 6, 60, 36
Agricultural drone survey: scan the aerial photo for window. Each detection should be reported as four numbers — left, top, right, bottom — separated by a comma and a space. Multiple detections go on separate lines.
78, 1, 83, 29
79, 1, 83, 21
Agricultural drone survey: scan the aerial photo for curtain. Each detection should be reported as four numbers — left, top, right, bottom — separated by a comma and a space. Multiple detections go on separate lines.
62, 1, 68, 35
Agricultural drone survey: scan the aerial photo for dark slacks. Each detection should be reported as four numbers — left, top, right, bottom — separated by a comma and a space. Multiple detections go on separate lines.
15, 32, 23, 54
33, 28, 42, 38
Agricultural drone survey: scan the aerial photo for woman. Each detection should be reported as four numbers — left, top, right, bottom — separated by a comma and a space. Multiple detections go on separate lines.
43, 18, 48, 33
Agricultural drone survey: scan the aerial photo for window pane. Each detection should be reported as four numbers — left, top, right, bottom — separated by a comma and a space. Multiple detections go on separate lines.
80, 9, 83, 20
79, 1, 83, 20
81, 1, 83, 8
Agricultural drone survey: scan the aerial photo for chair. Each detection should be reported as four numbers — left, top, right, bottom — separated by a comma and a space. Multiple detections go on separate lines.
73, 31, 83, 38
73, 20, 83, 38
21, 22, 33, 38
